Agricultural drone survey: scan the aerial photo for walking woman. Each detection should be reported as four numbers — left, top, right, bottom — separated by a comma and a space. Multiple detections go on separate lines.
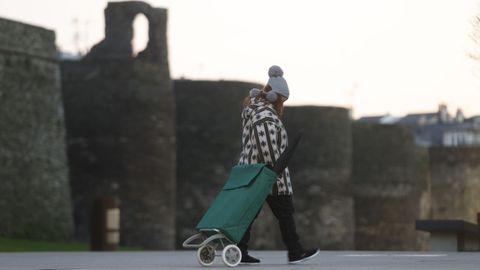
237, 65, 319, 264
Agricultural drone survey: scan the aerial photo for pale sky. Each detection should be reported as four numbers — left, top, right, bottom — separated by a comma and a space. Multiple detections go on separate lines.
1, 0, 479, 119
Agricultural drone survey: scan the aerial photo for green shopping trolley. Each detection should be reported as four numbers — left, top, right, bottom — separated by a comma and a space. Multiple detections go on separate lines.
183, 133, 302, 267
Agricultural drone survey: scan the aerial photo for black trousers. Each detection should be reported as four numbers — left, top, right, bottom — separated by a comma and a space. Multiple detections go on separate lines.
238, 195, 302, 253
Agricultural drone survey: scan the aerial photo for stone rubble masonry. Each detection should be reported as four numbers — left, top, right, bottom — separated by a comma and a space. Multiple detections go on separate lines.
60, 1, 175, 249
0, 18, 74, 240
174, 82, 355, 250
429, 147, 480, 223
285, 106, 354, 250
3, 0, 480, 251
352, 123, 430, 251
250, 106, 355, 250
173, 80, 259, 249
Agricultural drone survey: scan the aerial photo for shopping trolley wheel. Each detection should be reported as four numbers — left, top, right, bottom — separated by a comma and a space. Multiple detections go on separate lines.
222, 244, 242, 267
197, 245, 216, 266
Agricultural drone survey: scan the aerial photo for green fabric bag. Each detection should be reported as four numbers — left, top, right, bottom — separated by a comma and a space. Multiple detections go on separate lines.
196, 163, 277, 243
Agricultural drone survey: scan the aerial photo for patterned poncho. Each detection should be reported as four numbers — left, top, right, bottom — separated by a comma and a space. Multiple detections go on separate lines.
238, 97, 293, 196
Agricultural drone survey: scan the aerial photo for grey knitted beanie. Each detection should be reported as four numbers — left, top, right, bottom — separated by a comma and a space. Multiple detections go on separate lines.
266, 65, 289, 99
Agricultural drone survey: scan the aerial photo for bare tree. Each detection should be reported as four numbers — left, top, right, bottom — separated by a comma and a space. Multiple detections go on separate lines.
470, 15, 480, 62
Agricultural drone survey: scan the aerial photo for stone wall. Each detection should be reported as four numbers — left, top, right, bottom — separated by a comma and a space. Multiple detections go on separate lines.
249, 106, 355, 250
2, 1, 479, 252
0, 18, 73, 240
175, 91, 355, 250
429, 147, 480, 223
174, 80, 259, 248
352, 123, 430, 250
61, 2, 176, 249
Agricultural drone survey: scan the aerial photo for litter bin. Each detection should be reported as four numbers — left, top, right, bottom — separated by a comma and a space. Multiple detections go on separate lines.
90, 197, 120, 251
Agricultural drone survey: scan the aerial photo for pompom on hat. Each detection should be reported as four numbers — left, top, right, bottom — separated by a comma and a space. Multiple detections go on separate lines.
266, 65, 289, 99
249, 88, 262, 98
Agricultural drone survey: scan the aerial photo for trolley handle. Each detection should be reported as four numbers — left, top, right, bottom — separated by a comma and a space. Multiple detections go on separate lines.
273, 131, 303, 175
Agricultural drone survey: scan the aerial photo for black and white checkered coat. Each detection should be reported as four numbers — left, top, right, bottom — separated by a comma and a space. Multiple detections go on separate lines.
238, 97, 293, 196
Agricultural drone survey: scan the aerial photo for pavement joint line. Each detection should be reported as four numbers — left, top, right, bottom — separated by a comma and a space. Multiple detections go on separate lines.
340, 254, 448, 257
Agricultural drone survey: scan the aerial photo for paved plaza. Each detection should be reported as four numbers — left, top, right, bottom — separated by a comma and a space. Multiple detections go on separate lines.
1, 251, 479, 270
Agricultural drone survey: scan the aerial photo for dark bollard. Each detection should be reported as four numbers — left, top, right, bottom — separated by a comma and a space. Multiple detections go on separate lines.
478, 213, 480, 249
90, 197, 121, 251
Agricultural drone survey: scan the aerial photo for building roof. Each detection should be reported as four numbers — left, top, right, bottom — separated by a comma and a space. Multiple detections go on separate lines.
356, 115, 387, 123
396, 113, 438, 126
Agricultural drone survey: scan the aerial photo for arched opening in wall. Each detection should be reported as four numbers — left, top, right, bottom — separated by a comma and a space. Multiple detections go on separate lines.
132, 13, 149, 57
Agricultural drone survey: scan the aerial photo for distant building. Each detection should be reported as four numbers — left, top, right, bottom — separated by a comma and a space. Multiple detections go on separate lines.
357, 114, 400, 124
356, 104, 480, 147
